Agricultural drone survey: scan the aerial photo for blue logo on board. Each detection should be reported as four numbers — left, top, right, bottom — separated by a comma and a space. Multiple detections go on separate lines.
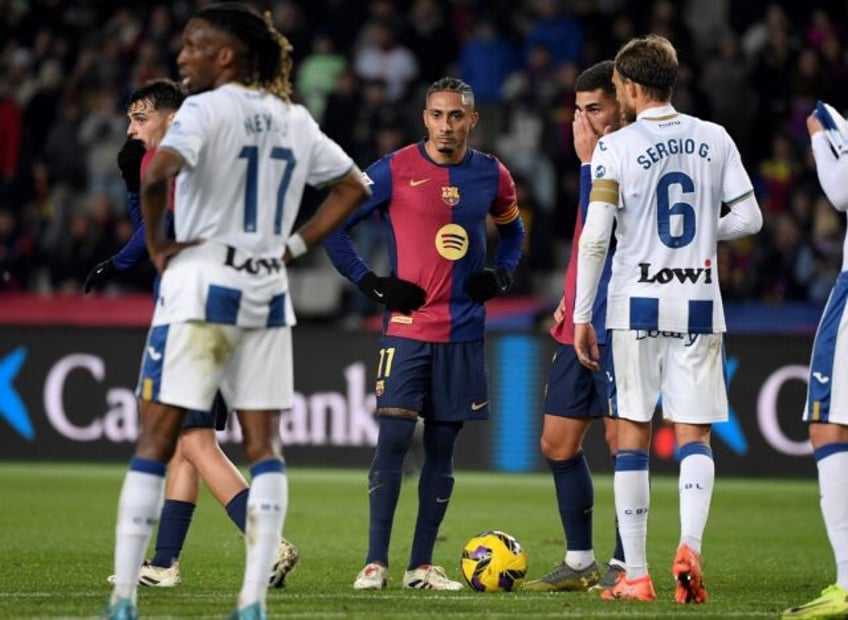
0, 347, 33, 440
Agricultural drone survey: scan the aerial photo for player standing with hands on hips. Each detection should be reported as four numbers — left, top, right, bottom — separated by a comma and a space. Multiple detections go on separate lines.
102, 4, 369, 619
324, 77, 524, 591
573, 34, 761, 603
781, 106, 848, 620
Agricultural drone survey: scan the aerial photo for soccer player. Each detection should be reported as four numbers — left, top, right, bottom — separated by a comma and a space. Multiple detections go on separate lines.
94, 80, 298, 591
523, 60, 625, 593
781, 110, 848, 619
323, 77, 525, 591
573, 34, 762, 603
102, 4, 370, 619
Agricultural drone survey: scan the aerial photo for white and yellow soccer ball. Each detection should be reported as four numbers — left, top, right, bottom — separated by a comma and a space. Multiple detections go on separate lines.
460, 530, 527, 592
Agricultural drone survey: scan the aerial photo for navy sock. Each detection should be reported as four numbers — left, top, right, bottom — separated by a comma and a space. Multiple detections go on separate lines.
226, 487, 249, 533
366, 416, 417, 566
151, 499, 195, 567
408, 421, 461, 570
548, 451, 594, 552
610, 453, 624, 563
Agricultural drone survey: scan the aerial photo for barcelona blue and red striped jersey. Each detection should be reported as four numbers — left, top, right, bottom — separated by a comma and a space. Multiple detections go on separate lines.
550, 164, 613, 345
324, 141, 524, 343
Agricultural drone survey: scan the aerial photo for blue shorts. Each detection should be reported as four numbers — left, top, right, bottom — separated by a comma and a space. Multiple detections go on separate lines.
375, 336, 488, 422
543, 344, 610, 418
183, 392, 228, 431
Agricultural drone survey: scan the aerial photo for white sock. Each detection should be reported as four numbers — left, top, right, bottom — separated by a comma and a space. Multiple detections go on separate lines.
565, 550, 595, 570
679, 453, 714, 554
615, 469, 650, 579
112, 467, 165, 602
238, 461, 288, 609
817, 450, 848, 589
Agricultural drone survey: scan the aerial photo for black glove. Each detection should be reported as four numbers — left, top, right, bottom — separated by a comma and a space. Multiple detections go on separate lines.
117, 138, 146, 193
83, 257, 117, 293
466, 268, 513, 303
357, 271, 426, 315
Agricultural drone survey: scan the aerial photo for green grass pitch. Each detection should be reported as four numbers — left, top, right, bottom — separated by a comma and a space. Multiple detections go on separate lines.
0, 463, 829, 618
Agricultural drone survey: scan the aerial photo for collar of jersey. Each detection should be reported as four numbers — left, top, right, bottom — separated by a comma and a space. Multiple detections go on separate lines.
416, 140, 472, 167
637, 104, 678, 122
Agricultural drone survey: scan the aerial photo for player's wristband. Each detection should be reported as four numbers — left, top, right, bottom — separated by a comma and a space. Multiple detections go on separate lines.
286, 232, 308, 259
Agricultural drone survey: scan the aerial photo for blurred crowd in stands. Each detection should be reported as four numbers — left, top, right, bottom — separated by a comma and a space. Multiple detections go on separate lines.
0, 0, 845, 318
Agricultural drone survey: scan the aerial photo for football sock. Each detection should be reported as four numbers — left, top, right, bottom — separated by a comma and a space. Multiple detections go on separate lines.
238, 458, 287, 610
112, 457, 166, 603
815, 443, 848, 589
408, 421, 461, 569
548, 452, 594, 560
610, 453, 625, 564
678, 442, 714, 554
367, 416, 416, 566
226, 487, 249, 533
151, 499, 195, 568
614, 450, 650, 579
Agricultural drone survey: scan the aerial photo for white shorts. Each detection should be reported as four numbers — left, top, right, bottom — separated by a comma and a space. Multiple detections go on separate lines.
609, 329, 728, 424
805, 272, 848, 424
136, 321, 293, 412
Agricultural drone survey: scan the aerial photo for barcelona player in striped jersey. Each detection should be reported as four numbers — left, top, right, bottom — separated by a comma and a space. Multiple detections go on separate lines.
324, 77, 525, 590
523, 60, 624, 594
782, 109, 848, 619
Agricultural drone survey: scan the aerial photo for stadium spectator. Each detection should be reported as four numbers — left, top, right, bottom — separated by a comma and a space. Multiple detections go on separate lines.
353, 18, 419, 103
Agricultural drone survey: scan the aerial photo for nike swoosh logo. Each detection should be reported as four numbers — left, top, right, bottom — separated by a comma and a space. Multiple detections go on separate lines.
409, 178, 431, 187
471, 401, 489, 411
435, 497, 450, 503
146, 346, 163, 362
368, 484, 384, 495
372, 289, 384, 299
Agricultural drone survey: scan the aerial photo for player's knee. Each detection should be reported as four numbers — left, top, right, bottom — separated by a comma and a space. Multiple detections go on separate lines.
539, 434, 579, 461
136, 428, 179, 462
241, 436, 279, 464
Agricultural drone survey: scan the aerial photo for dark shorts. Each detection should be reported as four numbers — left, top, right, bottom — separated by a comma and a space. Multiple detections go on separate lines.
183, 391, 228, 431
543, 343, 610, 418
375, 336, 488, 421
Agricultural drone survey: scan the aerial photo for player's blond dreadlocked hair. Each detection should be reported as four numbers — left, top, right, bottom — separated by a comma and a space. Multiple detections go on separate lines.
196, 2, 293, 102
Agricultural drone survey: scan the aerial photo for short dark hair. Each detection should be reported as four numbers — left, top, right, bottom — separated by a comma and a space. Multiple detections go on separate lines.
615, 34, 678, 101
575, 60, 615, 97
127, 79, 184, 112
426, 77, 475, 108
196, 2, 294, 102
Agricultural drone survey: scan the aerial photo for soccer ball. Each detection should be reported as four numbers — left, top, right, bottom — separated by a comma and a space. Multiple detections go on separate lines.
460, 530, 527, 592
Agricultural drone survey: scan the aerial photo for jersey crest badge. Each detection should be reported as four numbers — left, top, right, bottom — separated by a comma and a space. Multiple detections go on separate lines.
375, 380, 385, 397
441, 185, 460, 207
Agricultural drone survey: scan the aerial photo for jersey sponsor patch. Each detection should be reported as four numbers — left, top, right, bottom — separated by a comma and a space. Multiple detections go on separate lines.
435, 223, 469, 260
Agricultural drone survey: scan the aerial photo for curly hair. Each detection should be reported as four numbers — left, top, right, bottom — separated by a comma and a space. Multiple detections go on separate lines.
196, 2, 294, 102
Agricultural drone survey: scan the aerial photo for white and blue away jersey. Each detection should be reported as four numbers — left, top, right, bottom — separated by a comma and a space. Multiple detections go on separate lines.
587, 105, 754, 333
153, 83, 353, 328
